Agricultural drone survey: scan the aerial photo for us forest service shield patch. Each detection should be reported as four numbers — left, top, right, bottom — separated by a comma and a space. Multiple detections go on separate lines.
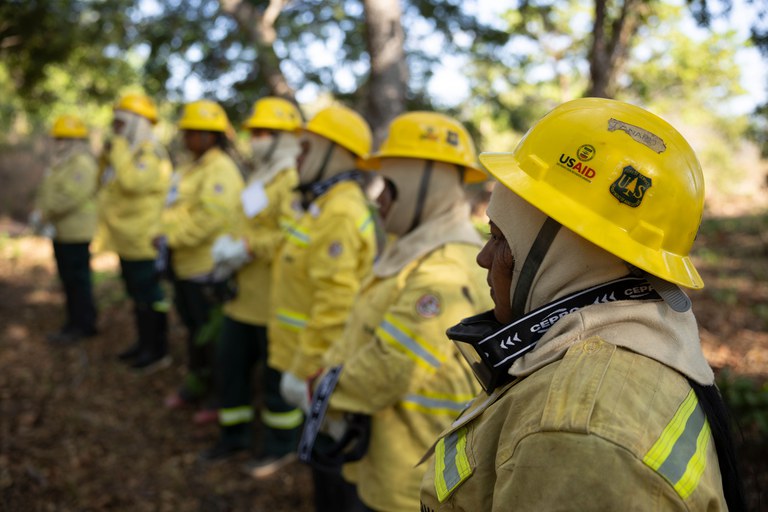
610, 165, 652, 207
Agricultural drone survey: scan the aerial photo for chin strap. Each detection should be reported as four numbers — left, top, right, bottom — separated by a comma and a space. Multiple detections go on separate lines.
511, 216, 562, 318
297, 169, 363, 209
406, 160, 433, 234
260, 131, 281, 164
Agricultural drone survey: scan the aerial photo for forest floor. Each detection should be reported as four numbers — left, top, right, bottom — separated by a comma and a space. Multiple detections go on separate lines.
1, 211, 767, 512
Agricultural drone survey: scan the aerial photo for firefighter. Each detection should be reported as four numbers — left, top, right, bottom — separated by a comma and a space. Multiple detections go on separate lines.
264, 105, 378, 500
99, 93, 173, 369
34, 114, 99, 344
313, 112, 492, 511
198, 97, 304, 461
419, 98, 745, 511
157, 100, 245, 415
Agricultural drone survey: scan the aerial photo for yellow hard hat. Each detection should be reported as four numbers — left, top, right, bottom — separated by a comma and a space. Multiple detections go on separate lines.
177, 100, 229, 132
114, 93, 158, 123
369, 111, 486, 183
479, 98, 705, 289
305, 105, 371, 159
243, 97, 303, 132
50, 115, 88, 139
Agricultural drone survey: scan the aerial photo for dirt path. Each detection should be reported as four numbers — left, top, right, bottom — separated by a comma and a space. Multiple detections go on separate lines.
0, 231, 313, 511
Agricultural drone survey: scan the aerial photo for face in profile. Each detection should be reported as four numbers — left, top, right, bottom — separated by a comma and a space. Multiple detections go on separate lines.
476, 221, 515, 324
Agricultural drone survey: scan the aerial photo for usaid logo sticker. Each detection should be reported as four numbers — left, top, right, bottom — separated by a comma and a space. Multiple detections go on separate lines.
419, 126, 439, 141
577, 144, 595, 161
610, 165, 652, 207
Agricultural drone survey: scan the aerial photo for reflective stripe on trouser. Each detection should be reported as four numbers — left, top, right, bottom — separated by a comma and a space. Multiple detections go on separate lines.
214, 317, 302, 455
262, 365, 303, 456
643, 389, 711, 499
261, 408, 304, 429
435, 427, 473, 502
216, 316, 265, 413
220, 405, 255, 426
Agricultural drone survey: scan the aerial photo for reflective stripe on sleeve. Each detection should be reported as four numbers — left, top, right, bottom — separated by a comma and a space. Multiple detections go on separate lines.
375, 314, 443, 370
260, 408, 304, 430
280, 219, 310, 247
219, 406, 254, 426
276, 308, 308, 332
357, 212, 374, 235
434, 427, 473, 502
643, 389, 711, 499
401, 392, 474, 416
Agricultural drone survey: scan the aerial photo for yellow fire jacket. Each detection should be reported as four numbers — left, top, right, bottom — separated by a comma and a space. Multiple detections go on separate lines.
268, 180, 377, 378
98, 137, 172, 259
37, 150, 99, 243
223, 167, 299, 325
323, 241, 490, 512
419, 340, 728, 511
162, 147, 244, 279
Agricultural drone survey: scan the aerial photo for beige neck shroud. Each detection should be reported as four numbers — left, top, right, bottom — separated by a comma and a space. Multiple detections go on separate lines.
487, 184, 713, 385
298, 132, 358, 185
250, 132, 300, 184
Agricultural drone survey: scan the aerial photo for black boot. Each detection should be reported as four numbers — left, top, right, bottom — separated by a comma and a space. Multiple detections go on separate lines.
199, 423, 252, 461
117, 305, 143, 362
132, 307, 170, 371
117, 342, 141, 361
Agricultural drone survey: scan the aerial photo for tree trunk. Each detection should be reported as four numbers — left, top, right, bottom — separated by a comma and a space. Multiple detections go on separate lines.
219, 0, 296, 103
586, 0, 649, 98
363, 0, 408, 148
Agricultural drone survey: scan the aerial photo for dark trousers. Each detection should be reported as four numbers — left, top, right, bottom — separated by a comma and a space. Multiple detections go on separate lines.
172, 278, 222, 402
311, 439, 369, 512
52, 241, 96, 333
216, 316, 301, 455
119, 258, 164, 306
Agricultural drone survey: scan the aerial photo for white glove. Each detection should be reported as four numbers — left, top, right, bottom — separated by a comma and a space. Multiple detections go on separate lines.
211, 234, 251, 281
322, 411, 348, 442
28, 210, 43, 232
280, 372, 311, 414
39, 223, 57, 239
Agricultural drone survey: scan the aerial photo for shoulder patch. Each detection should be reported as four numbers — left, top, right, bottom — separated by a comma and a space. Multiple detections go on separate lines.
328, 241, 343, 258
416, 293, 442, 318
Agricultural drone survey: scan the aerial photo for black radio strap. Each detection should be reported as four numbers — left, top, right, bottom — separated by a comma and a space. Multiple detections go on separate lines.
467, 276, 662, 371
298, 365, 343, 464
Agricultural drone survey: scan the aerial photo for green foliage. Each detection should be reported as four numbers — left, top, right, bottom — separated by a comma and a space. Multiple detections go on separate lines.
0, 0, 142, 139
0, 0, 136, 108
717, 369, 768, 436
626, 4, 745, 112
